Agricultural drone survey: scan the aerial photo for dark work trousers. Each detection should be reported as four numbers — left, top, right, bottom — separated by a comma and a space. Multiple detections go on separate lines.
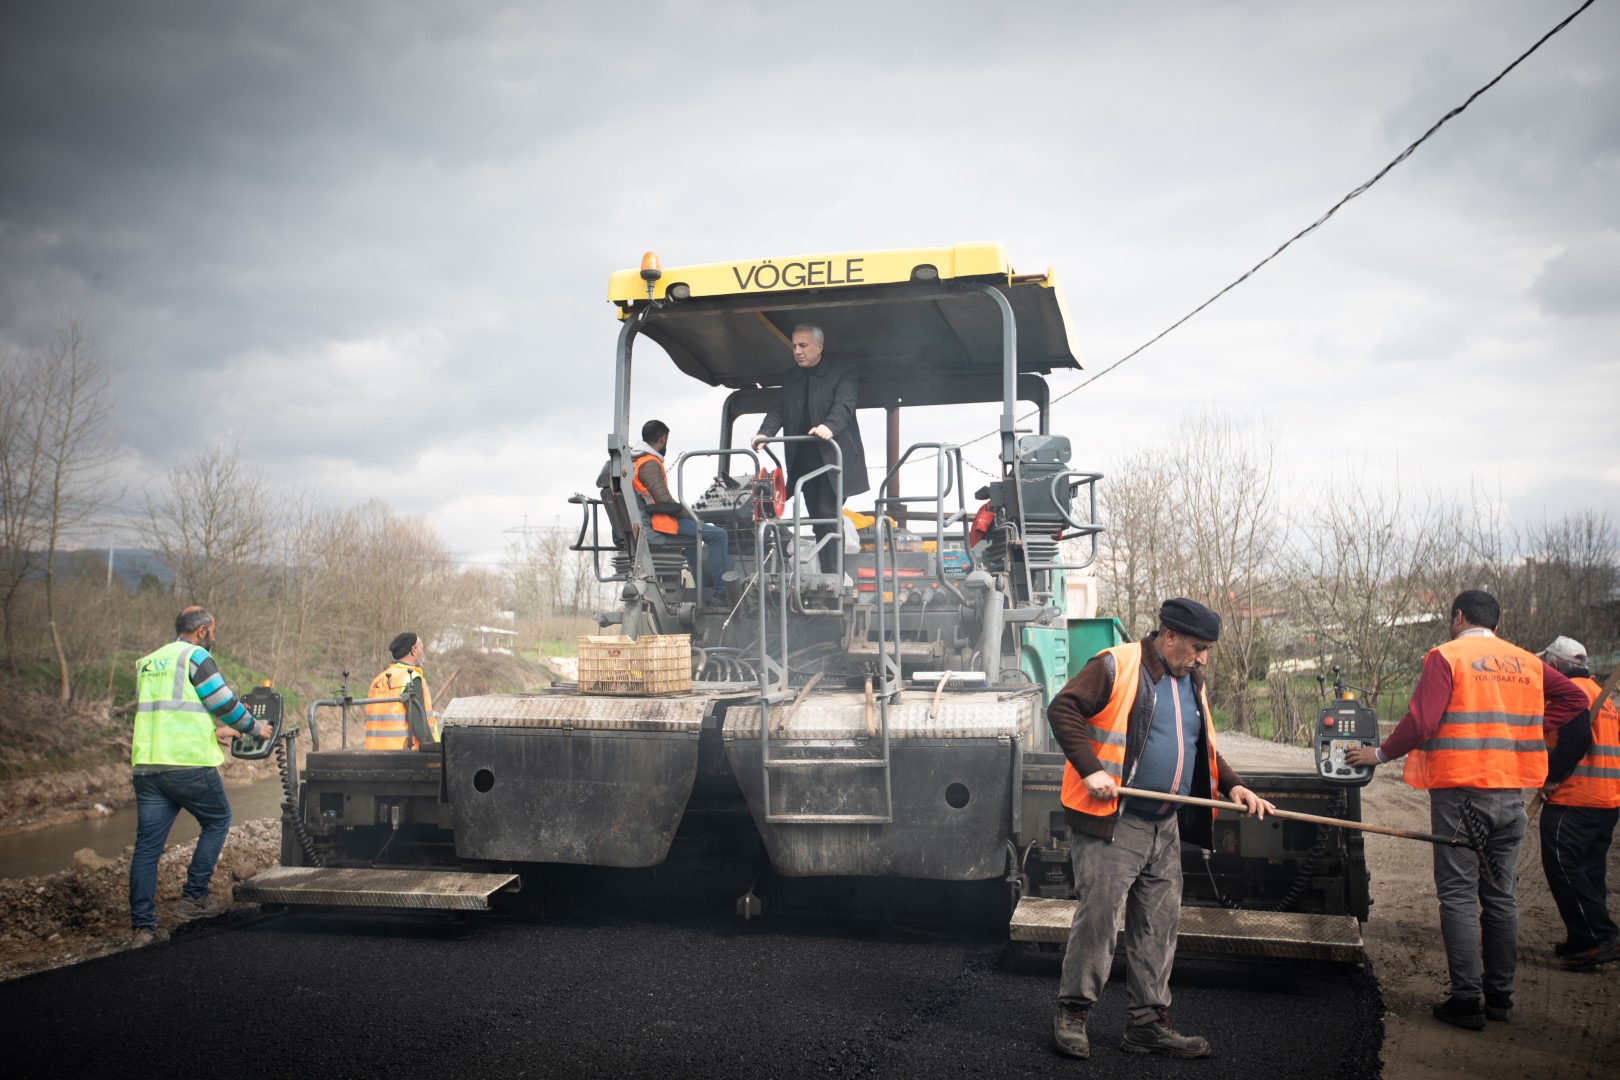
1058, 812, 1183, 1025
795, 469, 843, 574
1540, 803, 1620, 950
1430, 788, 1526, 1000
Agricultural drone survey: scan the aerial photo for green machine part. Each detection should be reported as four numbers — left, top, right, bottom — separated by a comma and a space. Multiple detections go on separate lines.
1066, 617, 1129, 679
1018, 617, 1129, 709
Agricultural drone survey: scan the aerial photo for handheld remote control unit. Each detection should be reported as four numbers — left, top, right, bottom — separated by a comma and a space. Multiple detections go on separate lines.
1314, 696, 1378, 787
231, 684, 285, 760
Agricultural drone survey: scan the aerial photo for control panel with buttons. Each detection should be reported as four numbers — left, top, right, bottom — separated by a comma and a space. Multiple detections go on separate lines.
1313, 697, 1378, 787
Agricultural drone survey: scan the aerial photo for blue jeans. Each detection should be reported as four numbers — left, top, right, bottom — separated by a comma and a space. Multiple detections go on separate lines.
129, 767, 233, 929
675, 518, 728, 589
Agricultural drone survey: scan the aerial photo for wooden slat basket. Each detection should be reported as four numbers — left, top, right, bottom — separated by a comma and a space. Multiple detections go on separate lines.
577, 634, 692, 696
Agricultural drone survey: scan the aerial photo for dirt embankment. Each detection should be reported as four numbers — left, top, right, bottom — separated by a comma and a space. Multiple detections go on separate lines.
0, 817, 280, 980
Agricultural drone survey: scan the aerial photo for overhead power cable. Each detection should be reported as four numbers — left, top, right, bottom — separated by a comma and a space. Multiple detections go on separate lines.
952, 0, 1595, 453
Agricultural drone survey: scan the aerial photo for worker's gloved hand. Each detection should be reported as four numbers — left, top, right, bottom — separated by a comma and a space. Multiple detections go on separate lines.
1227, 785, 1275, 820
1082, 769, 1118, 800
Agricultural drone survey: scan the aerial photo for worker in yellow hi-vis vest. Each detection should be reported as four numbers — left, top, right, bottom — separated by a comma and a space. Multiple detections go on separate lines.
365, 632, 438, 750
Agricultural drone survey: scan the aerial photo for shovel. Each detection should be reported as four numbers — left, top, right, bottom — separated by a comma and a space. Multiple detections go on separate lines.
1114, 784, 1503, 883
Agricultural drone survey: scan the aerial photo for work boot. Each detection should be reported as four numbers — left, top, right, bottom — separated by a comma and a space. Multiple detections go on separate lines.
1484, 993, 1512, 1022
1051, 1002, 1090, 1059
174, 895, 230, 921
1121, 1007, 1211, 1058
1431, 996, 1486, 1031
130, 927, 169, 948
1554, 939, 1583, 958
1567, 936, 1620, 969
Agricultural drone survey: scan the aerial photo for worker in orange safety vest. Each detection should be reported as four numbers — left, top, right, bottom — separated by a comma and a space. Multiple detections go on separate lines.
1045, 597, 1274, 1060
365, 632, 438, 750
1347, 590, 1592, 1029
1535, 634, 1619, 969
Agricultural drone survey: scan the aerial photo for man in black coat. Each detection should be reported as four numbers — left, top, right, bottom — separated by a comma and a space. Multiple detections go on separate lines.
752, 324, 868, 571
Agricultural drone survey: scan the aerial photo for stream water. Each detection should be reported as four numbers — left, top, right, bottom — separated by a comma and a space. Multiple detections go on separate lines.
0, 777, 289, 880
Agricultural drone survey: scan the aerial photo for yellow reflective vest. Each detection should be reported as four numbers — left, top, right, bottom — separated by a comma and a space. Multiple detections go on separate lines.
132, 640, 223, 768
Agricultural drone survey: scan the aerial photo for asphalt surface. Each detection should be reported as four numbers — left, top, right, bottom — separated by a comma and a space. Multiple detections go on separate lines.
3, 909, 1382, 1079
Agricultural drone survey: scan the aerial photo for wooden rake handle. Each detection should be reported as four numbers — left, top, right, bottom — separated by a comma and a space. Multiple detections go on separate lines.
1113, 785, 1469, 848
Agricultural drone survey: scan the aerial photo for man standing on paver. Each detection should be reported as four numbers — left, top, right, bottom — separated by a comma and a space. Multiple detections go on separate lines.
751, 324, 868, 573
1046, 597, 1274, 1059
128, 606, 270, 947
1346, 590, 1592, 1029
1534, 635, 1620, 968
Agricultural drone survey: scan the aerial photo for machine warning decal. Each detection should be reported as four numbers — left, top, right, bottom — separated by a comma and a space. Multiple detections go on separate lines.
731, 257, 865, 291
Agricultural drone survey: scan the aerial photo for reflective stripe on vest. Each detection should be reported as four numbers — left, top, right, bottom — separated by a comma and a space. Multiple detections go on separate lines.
631, 453, 679, 535
1548, 676, 1620, 809
364, 663, 438, 750
1058, 642, 1221, 824
1402, 635, 1547, 790
132, 641, 222, 768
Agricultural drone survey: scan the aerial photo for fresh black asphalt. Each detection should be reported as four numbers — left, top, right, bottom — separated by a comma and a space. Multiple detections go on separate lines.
2, 909, 1382, 1079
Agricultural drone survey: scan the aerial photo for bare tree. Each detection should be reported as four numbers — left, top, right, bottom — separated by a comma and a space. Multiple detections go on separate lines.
0, 321, 118, 696
1172, 413, 1284, 731
1287, 472, 1465, 719
0, 347, 53, 669
1094, 451, 1177, 640
137, 442, 276, 612
1094, 411, 1284, 731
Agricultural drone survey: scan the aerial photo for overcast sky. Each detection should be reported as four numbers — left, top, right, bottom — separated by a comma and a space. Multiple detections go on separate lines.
2, 0, 1615, 571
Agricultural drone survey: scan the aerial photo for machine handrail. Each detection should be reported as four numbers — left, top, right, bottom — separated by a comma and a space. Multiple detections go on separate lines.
304, 694, 412, 751
567, 492, 626, 584
673, 446, 763, 606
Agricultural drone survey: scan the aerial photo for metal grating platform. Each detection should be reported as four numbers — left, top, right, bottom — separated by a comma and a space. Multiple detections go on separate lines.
1009, 896, 1364, 963
234, 867, 519, 912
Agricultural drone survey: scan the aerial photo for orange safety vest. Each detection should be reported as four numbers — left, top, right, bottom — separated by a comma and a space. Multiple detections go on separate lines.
364, 662, 438, 750
1402, 634, 1547, 790
1059, 642, 1220, 824
631, 453, 679, 535
1547, 676, 1620, 809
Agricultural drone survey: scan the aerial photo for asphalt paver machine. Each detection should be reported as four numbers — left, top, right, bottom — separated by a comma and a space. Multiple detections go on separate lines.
238, 244, 1370, 960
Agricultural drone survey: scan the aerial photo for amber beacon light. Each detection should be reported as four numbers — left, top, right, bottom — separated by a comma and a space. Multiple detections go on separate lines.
640, 251, 662, 299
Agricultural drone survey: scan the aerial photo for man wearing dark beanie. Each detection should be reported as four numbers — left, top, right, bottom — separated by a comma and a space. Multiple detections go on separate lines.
364, 632, 438, 750
1045, 597, 1273, 1060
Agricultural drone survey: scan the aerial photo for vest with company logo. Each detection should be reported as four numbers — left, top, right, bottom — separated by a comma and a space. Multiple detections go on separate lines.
364, 662, 438, 750
631, 453, 679, 535
1059, 642, 1220, 824
1403, 634, 1547, 790
132, 640, 222, 768
1547, 676, 1620, 809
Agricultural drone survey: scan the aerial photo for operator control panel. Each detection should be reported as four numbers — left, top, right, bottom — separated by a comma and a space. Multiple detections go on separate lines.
231, 685, 284, 760
1314, 698, 1378, 787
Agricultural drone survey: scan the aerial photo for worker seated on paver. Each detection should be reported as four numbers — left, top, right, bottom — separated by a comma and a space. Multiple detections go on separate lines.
630, 419, 728, 603
365, 632, 438, 750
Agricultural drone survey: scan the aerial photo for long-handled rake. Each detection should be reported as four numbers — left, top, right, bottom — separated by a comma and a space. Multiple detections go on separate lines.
1114, 785, 1503, 883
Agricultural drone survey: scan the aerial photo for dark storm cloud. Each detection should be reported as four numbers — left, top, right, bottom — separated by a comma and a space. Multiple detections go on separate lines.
1, 0, 1615, 553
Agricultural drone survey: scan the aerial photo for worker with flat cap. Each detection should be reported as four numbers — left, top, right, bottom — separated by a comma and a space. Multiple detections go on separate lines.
365, 632, 438, 750
1045, 597, 1274, 1059
1345, 590, 1591, 1028
1534, 635, 1619, 968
